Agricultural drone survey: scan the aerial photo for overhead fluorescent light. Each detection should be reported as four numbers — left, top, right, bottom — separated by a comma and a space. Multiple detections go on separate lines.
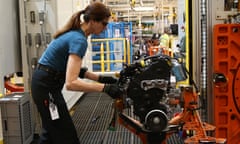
133, 7, 155, 11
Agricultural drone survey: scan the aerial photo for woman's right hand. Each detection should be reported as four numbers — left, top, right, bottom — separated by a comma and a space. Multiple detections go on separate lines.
102, 84, 122, 99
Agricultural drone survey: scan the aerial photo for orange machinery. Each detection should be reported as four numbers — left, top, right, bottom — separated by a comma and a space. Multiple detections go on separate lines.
148, 46, 173, 57
110, 55, 226, 144
168, 86, 226, 144
213, 24, 240, 143
113, 85, 226, 144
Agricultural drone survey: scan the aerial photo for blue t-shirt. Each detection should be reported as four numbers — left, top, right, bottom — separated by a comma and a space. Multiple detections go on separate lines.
39, 29, 87, 72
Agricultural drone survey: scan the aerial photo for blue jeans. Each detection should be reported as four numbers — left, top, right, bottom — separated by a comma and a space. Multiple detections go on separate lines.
31, 68, 80, 144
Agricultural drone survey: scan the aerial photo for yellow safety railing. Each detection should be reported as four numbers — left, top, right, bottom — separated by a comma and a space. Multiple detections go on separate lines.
91, 38, 131, 72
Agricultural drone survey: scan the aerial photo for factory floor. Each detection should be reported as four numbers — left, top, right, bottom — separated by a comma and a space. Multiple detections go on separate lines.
72, 92, 143, 144
31, 92, 183, 144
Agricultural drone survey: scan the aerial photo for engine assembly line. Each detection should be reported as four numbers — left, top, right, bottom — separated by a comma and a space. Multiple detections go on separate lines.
72, 54, 227, 144
1, 0, 240, 144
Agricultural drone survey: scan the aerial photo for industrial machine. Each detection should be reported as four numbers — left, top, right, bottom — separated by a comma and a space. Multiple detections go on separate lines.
109, 54, 227, 144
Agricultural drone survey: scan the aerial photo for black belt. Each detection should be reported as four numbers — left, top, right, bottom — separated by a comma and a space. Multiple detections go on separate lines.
37, 64, 65, 77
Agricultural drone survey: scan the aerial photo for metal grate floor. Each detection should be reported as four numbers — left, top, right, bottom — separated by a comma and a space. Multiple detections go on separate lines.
72, 92, 184, 144
72, 92, 141, 144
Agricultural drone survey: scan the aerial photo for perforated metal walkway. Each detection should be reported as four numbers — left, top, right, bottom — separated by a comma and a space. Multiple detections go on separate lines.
72, 92, 184, 144
71, 92, 141, 144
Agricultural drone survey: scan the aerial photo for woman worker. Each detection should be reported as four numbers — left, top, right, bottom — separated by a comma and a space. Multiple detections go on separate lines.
31, 2, 122, 144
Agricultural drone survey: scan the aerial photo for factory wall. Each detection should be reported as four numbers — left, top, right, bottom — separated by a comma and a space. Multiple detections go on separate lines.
0, 0, 21, 95
0, 0, 22, 142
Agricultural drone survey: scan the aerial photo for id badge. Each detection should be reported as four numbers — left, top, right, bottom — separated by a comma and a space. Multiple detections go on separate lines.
49, 102, 60, 120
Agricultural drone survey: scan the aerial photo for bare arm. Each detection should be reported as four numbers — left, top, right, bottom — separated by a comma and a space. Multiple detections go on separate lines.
65, 54, 104, 92
84, 70, 100, 81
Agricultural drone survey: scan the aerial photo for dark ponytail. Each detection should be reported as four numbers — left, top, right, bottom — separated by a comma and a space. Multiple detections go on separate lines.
53, 10, 84, 38
53, 2, 110, 38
